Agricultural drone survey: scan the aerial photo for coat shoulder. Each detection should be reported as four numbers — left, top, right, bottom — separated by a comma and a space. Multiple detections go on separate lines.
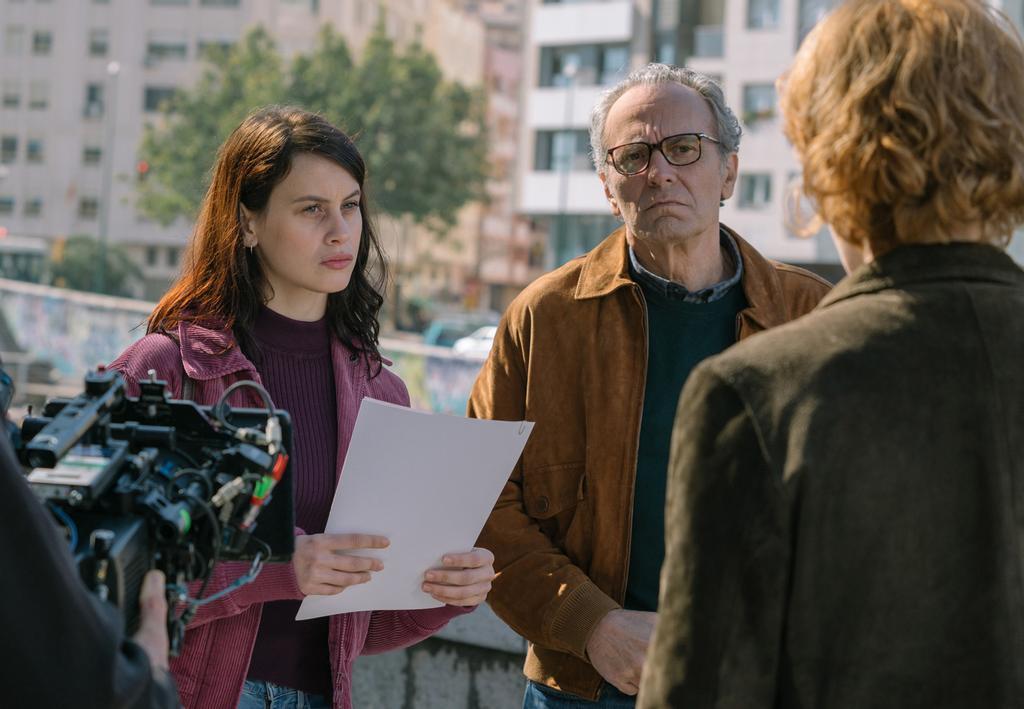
108, 333, 182, 383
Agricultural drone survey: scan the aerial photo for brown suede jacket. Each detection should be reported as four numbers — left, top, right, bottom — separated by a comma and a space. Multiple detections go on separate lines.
468, 225, 832, 700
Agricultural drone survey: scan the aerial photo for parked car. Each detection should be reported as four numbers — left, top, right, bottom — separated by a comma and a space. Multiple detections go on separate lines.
422, 312, 500, 348
452, 326, 497, 357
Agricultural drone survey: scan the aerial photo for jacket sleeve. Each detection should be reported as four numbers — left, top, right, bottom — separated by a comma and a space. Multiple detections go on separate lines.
638, 364, 789, 709
109, 338, 305, 629
467, 312, 619, 660
0, 434, 180, 709
360, 605, 474, 656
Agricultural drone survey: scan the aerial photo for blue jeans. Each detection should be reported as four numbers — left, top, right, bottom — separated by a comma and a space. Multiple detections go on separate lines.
237, 679, 331, 709
523, 681, 636, 708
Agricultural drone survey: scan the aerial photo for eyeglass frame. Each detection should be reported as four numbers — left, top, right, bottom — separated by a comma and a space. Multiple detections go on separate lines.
605, 132, 722, 176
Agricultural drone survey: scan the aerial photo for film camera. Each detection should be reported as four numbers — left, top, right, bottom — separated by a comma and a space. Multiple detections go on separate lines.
15, 367, 295, 654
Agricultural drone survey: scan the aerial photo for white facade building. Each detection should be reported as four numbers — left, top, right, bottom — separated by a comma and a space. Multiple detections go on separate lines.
0, 0, 486, 299
518, 0, 1024, 271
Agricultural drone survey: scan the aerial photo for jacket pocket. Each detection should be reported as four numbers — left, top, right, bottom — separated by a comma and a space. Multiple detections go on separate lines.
523, 462, 585, 519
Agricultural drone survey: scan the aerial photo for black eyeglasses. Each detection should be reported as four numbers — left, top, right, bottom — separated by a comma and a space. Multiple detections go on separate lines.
606, 132, 721, 176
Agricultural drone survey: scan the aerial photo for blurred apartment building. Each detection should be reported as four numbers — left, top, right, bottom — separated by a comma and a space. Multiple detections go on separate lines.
0, 0, 542, 310
517, 0, 1024, 274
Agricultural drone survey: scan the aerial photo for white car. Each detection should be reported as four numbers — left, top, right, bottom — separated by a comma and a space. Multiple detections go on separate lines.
452, 326, 497, 357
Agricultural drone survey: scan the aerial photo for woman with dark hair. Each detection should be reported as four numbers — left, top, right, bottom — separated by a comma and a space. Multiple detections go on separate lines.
110, 106, 495, 709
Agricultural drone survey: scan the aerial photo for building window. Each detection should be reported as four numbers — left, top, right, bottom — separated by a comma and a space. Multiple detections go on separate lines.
145, 246, 158, 266
4, 26, 26, 56
82, 146, 103, 165
739, 173, 773, 209
23, 197, 42, 217
742, 83, 776, 125
28, 80, 48, 110
197, 39, 234, 58
143, 86, 177, 112
1, 80, 19, 108
88, 29, 109, 57
146, 33, 188, 62
84, 83, 104, 118
534, 130, 591, 171
26, 138, 44, 163
167, 247, 180, 267
0, 196, 14, 215
747, 0, 780, 29
798, 0, 838, 45
32, 30, 53, 55
0, 136, 16, 163
539, 43, 630, 87
79, 197, 100, 219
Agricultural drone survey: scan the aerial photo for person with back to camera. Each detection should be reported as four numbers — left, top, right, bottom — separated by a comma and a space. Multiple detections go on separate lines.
0, 357, 179, 708
639, 1, 1024, 707
108, 106, 496, 709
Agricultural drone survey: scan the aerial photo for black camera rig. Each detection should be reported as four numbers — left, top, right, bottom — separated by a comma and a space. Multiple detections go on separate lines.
16, 367, 295, 655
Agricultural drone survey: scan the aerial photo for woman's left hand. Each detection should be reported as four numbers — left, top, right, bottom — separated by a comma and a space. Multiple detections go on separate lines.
422, 547, 496, 607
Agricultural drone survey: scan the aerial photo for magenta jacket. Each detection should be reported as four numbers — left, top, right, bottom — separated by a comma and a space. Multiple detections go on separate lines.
109, 321, 472, 709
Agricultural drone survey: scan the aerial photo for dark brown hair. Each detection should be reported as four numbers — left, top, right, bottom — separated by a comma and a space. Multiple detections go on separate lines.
149, 106, 388, 369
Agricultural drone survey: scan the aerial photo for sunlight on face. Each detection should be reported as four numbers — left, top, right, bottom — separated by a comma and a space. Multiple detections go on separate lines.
600, 83, 737, 248
243, 153, 363, 321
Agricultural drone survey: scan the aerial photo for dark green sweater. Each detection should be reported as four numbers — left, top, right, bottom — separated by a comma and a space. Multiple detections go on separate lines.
624, 277, 747, 611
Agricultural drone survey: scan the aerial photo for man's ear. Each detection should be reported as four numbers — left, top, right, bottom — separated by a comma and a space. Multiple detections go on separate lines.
720, 152, 739, 202
600, 171, 622, 218
238, 204, 258, 247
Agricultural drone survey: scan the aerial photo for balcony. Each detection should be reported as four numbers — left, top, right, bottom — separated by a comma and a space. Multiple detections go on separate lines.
520, 171, 609, 214
532, 1, 633, 45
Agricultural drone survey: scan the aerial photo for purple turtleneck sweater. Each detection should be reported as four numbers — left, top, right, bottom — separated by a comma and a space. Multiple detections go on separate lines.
247, 306, 337, 695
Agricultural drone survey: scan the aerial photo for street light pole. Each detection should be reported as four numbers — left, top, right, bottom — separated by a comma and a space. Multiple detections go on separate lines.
554, 58, 579, 269
96, 60, 120, 295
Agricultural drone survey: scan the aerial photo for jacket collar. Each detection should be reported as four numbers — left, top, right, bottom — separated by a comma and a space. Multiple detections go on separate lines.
177, 320, 254, 381
175, 318, 390, 381
574, 222, 793, 329
819, 242, 1024, 309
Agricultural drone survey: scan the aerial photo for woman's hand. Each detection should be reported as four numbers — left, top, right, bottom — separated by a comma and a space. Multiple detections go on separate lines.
293, 533, 389, 596
421, 547, 496, 607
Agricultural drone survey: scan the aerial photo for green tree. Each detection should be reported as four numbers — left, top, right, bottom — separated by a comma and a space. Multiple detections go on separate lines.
138, 24, 488, 232
49, 236, 143, 297
137, 28, 286, 224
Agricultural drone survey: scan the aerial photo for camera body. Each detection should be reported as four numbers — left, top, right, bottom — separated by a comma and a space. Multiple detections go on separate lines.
17, 368, 294, 651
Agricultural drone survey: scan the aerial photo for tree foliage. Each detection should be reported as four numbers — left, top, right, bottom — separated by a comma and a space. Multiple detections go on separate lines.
138, 25, 488, 232
49, 236, 143, 297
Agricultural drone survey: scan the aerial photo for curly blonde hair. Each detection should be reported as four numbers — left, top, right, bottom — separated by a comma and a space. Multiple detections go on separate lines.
780, 0, 1024, 253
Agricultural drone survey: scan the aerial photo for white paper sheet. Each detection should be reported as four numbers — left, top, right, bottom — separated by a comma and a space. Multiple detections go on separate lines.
295, 399, 533, 620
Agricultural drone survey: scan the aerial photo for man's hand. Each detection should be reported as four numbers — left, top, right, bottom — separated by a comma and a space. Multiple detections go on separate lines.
133, 570, 169, 671
585, 609, 657, 695
422, 547, 496, 606
293, 533, 389, 596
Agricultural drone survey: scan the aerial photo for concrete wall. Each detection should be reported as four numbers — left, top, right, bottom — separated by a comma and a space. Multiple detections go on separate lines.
0, 277, 488, 414
353, 605, 528, 708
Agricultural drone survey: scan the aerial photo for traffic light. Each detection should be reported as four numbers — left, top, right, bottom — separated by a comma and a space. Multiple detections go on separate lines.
136, 160, 150, 181
50, 237, 66, 263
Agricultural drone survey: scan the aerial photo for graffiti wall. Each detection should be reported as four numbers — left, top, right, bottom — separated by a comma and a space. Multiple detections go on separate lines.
0, 278, 484, 413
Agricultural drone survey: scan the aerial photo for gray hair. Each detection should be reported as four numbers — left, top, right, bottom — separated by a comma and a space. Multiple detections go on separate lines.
590, 63, 742, 175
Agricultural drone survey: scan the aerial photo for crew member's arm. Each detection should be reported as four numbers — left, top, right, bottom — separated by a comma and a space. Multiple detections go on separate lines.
467, 313, 620, 661
638, 363, 789, 709
0, 434, 179, 708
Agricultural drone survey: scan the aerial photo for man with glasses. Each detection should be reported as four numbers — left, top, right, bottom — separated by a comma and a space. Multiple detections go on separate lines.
469, 63, 831, 708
